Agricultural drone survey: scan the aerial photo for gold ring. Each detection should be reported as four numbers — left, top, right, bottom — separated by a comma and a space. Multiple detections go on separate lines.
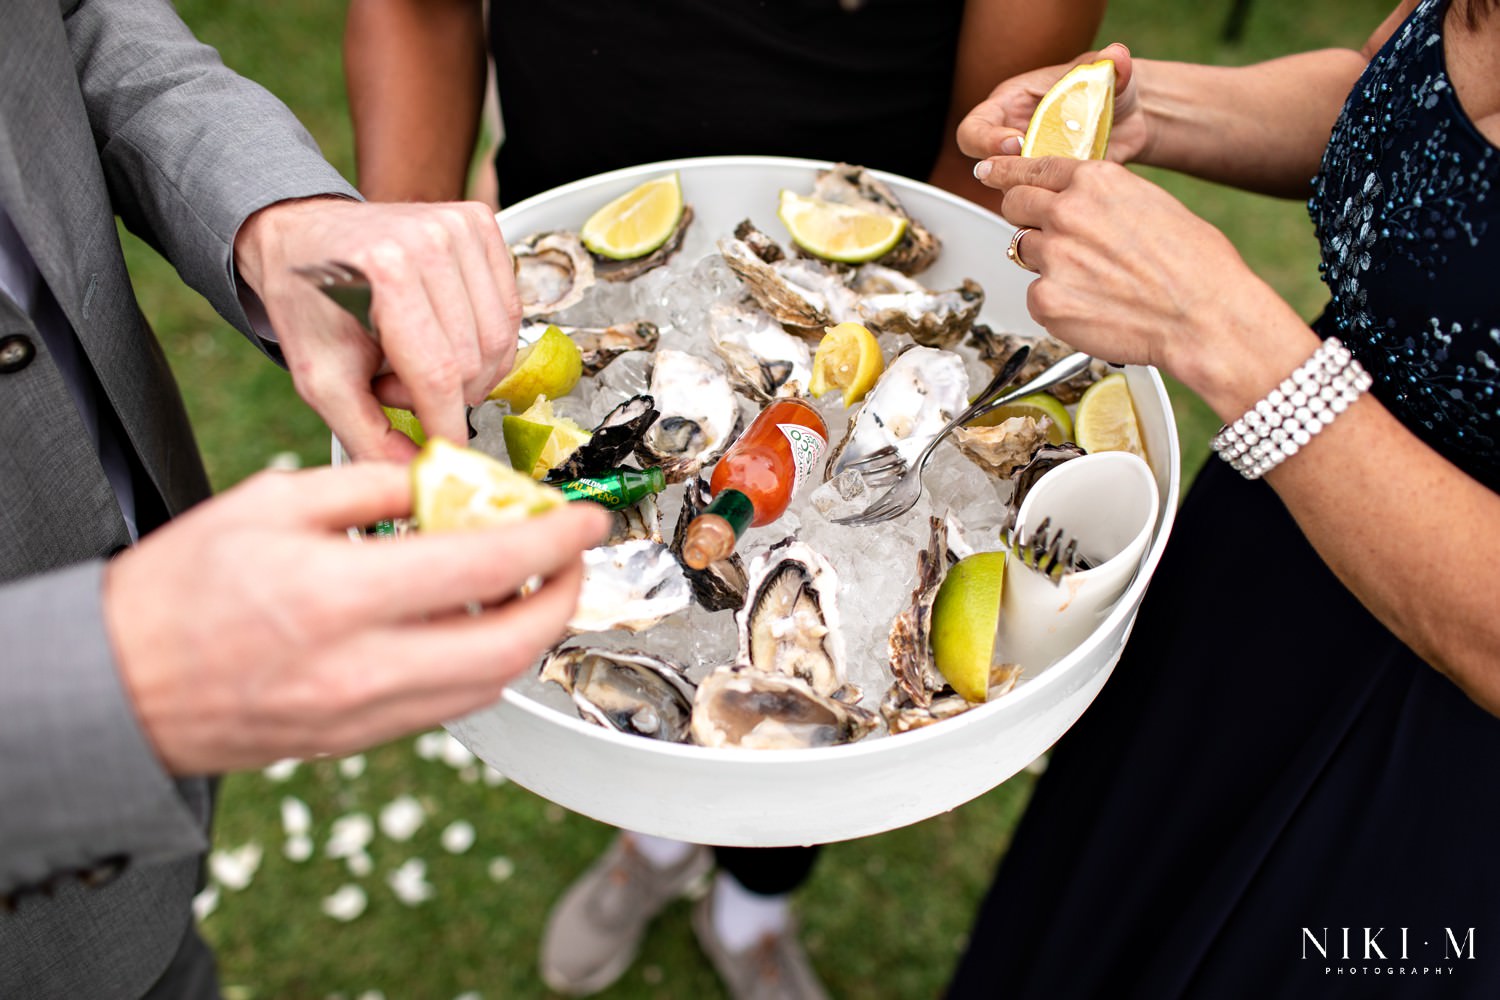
1006, 226, 1039, 273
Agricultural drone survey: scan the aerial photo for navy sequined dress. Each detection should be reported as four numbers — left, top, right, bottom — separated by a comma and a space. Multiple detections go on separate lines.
949, 1, 1500, 996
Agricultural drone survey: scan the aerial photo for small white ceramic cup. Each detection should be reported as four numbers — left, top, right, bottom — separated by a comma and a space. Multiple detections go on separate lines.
993, 451, 1160, 675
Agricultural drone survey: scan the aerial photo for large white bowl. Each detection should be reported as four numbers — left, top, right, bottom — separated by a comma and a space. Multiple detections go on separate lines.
348, 156, 1181, 847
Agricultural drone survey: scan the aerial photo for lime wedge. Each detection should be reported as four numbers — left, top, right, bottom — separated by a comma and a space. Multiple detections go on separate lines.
930, 551, 1007, 703
488, 324, 584, 412
777, 190, 908, 263
502, 397, 592, 479
580, 174, 685, 260
383, 406, 427, 446
968, 392, 1074, 443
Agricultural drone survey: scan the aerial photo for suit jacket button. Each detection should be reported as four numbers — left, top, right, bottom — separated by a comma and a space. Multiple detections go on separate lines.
0, 334, 36, 373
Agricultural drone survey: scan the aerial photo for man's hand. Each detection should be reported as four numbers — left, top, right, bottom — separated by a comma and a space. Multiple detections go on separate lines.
103, 463, 610, 775
233, 197, 522, 462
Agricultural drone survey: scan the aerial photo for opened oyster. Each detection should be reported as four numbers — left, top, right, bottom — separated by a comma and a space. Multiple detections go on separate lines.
541, 646, 696, 742
521, 319, 660, 377
671, 476, 748, 613
853, 266, 983, 348
568, 539, 692, 634
806, 163, 940, 275
690, 666, 877, 750
635, 350, 742, 483
546, 394, 659, 482
952, 418, 1056, 479
708, 300, 813, 402
886, 517, 951, 709
827, 346, 970, 479
718, 222, 858, 338
512, 231, 595, 317
736, 538, 850, 699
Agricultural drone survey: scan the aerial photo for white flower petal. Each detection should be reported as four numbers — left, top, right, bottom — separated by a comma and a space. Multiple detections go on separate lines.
487, 856, 515, 883
192, 884, 220, 922
414, 731, 448, 760
326, 813, 375, 859
346, 851, 374, 878
262, 758, 301, 782
387, 857, 435, 906
441, 821, 476, 855
284, 835, 314, 863
440, 734, 476, 770
338, 754, 368, 780
379, 795, 426, 842
209, 843, 263, 892
321, 884, 368, 922
281, 796, 312, 837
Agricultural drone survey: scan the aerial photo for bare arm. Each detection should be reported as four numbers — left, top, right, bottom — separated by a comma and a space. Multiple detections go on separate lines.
345, 0, 486, 201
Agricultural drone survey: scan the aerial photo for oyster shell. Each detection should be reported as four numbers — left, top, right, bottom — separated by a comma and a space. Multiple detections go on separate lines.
591, 205, 695, 282
541, 646, 696, 742
718, 221, 858, 338
827, 346, 970, 480
886, 517, 950, 709
690, 666, 877, 750
1006, 442, 1087, 515
807, 163, 940, 275
512, 231, 595, 317
736, 538, 849, 698
545, 394, 659, 483
952, 417, 1055, 479
604, 493, 663, 546
521, 319, 660, 377
635, 350, 742, 483
853, 266, 984, 349
671, 476, 748, 612
708, 300, 813, 402
568, 539, 692, 633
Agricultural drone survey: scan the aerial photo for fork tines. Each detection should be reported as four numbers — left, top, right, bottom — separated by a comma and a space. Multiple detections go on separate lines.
1000, 515, 1080, 585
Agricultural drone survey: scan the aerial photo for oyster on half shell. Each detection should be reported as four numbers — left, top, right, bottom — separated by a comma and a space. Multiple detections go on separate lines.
512, 231, 595, 317
635, 350, 742, 483
708, 300, 813, 402
568, 539, 692, 634
853, 265, 984, 349
690, 666, 877, 750
718, 221, 858, 338
521, 319, 660, 377
886, 516, 951, 709
807, 163, 940, 275
541, 646, 696, 742
736, 538, 850, 699
826, 346, 970, 480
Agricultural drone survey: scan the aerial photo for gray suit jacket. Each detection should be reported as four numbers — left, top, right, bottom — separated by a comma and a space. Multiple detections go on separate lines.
1, 2, 357, 995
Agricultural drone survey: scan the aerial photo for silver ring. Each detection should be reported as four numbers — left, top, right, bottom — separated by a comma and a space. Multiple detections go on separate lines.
1006, 227, 1040, 273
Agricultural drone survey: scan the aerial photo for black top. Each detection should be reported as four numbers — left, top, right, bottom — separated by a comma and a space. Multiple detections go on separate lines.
488, 0, 966, 204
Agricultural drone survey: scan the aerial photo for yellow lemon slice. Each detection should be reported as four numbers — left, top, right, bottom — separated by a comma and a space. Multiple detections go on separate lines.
580, 173, 685, 260
1022, 58, 1115, 160
383, 406, 427, 446
501, 397, 592, 479
809, 321, 885, 407
1074, 372, 1147, 459
967, 392, 1074, 444
777, 190, 908, 264
488, 324, 584, 412
411, 437, 566, 532
930, 551, 1008, 704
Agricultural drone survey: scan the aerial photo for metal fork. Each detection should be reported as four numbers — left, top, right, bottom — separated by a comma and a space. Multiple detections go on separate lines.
998, 512, 1088, 585
293, 260, 376, 335
833, 350, 1095, 526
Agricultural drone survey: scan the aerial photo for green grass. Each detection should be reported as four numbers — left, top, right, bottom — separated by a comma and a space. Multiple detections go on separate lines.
130, 0, 1395, 995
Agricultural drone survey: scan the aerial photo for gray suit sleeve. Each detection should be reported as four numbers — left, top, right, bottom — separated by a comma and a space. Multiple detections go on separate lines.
0, 562, 206, 895
64, 0, 361, 339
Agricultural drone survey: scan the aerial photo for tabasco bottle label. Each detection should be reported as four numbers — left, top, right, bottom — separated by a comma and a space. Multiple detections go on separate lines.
777, 422, 827, 495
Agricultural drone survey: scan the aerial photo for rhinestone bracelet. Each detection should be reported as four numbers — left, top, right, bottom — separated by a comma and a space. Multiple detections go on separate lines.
1210, 336, 1372, 480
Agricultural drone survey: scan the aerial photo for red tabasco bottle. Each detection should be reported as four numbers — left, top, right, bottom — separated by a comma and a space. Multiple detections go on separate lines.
681, 398, 827, 569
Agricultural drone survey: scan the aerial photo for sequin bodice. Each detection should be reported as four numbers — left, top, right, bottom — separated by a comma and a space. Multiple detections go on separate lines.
1309, 0, 1499, 489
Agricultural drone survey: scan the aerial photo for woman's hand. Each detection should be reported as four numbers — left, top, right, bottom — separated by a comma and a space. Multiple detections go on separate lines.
978, 155, 1314, 417
959, 42, 1148, 165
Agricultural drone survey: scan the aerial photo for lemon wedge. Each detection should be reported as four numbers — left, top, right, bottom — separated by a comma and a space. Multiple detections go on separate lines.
580, 173, 685, 260
968, 392, 1074, 444
488, 324, 583, 412
1074, 372, 1147, 459
502, 396, 592, 479
1022, 58, 1115, 160
930, 551, 1008, 703
809, 321, 885, 407
411, 437, 566, 532
777, 190, 908, 264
